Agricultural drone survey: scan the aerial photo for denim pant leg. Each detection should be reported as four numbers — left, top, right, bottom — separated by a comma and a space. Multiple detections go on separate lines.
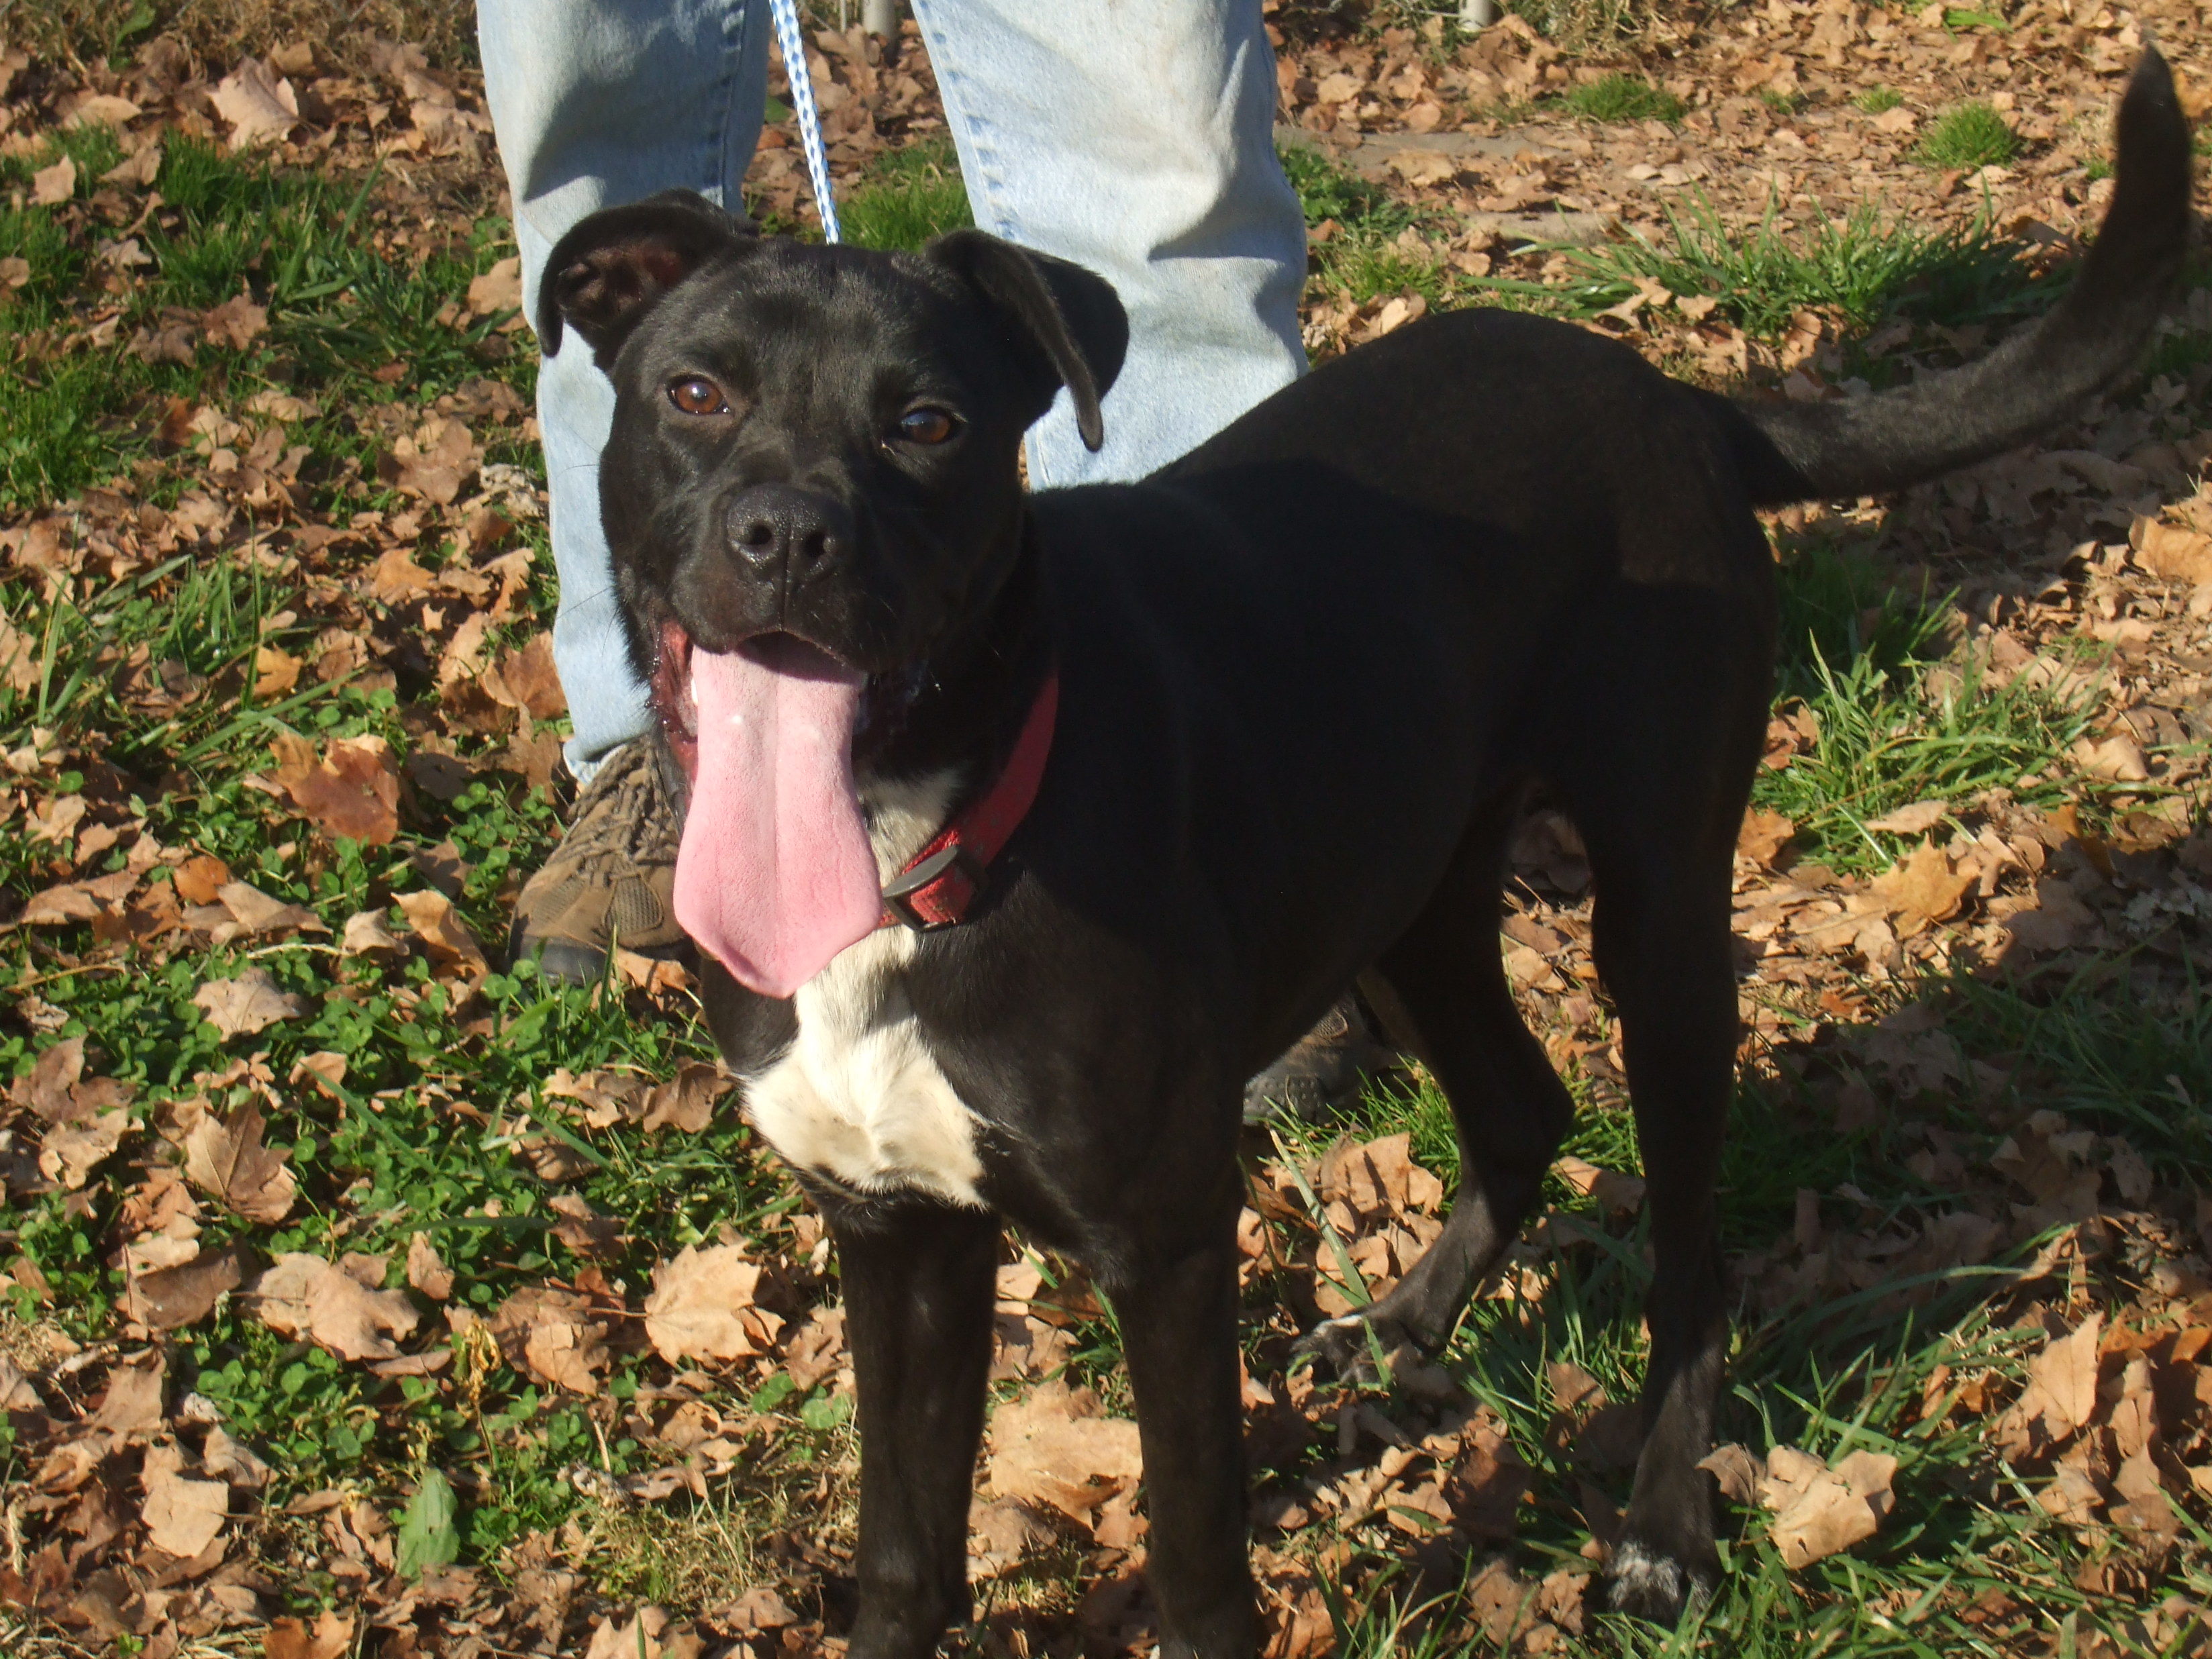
914, 0, 1307, 487
478, 1, 772, 781
480, 1, 1305, 776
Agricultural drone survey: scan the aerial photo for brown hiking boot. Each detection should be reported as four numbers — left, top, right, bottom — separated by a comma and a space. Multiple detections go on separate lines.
507, 740, 690, 983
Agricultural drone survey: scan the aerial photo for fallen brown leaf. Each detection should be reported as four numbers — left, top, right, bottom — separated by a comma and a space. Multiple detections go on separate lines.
142, 1458, 229, 1559
214, 879, 323, 940
264, 1609, 354, 1659
1699, 1442, 1764, 1504
31, 156, 77, 207
711, 1585, 799, 1635
2111, 1446, 2181, 1539
1997, 1313, 2105, 1457
250, 1252, 421, 1362
271, 732, 401, 845
642, 1244, 784, 1364
1450, 1411, 1533, 1538
210, 57, 299, 149
201, 293, 268, 350
173, 853, 232, 906
987, 1378, 1143, 1523
193, 968, 307, 1038
183, 1103, 299, 1223
340, 907, 407, 960
2003, 874, 2096, 955
641, 1061, 729, 1134
405, 1233, 454, 1300
2073, 733, 2150, 783
1863, 799, 1949, 835
2133, 514, 2212, 586
380, 417, 479, 505
550, 1193, 623, 1258
466, 255, 523, 318
1871, 842, 1972, 923
584, 1607, 668, 1659
1737, 807, 1795, 866
491, 1285, 613, 1395
252, 645, 303, 698
133, 1242, 249, 1330
0, 612, 38, 693
1317, 1132, 1444, 1217
1761, 1445, 1897, 1568
395, 889, 489, 977
13, 1035, 85, 1120
1555, 1153, 1646, 1214
2038, 1462, 2105, 1525
487, 630, 566, 721
37, 1108, 130, 1190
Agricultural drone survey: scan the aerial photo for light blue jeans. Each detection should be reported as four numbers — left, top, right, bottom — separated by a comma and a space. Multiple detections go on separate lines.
477, 0, 1308, 778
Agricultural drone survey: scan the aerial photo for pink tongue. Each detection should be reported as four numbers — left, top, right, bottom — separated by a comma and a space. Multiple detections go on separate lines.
674, 639, 880, 998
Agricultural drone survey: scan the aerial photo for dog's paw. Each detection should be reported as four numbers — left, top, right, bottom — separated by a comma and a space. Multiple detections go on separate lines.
1292, 1311, 1460, 1403
1599, 1540, 1715, 1624
1293, 1310, 1395, 1384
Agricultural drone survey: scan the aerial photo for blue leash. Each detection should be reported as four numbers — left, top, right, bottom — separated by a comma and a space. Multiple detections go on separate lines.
768, 0, 843, 244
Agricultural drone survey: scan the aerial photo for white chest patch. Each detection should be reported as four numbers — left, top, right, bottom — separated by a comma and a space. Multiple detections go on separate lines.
740, 771, 990, 1207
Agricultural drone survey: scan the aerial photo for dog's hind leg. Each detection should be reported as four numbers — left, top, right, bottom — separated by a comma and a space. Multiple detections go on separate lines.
1297, 797, 1575, 1376
1568, 763, 1747, 1621
830, 1197, 1001, 1659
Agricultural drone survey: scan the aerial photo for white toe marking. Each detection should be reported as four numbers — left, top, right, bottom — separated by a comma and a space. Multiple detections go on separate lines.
1607, 1542, 1686, 1605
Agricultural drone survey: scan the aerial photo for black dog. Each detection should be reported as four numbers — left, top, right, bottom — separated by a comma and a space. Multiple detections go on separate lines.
536, 54, 2189, 1658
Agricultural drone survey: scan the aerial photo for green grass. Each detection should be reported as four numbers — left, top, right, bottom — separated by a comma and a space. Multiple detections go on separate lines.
1944, 962, 2212, 1178
2143, 272, 2212, 380
840, 134, 974, 252
1484, 195, 2057, 342
1, 0, 477, 70
7, 83, 2210, 1659
1279, 142, 1448, 309
1856, 87, 1905, 115
1280, 1027, 2142, 1656
1754, 545, 2095, 870
0, 129, 680, 1562
1564, 74, 1686, 125
1280, 142, 1408, 238
1915, 103, 2021, 171
0, 126, 530, 515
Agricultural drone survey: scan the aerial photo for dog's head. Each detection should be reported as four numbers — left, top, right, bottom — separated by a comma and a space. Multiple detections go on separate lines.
539, 190, 1126, 997
541, 190, 1125, 719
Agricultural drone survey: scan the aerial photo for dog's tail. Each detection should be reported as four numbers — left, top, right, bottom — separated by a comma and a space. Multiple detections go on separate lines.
1715, 49, 2193, 507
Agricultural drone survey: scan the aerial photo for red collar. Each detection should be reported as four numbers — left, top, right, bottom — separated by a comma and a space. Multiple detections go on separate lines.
877, 670, 1059, 932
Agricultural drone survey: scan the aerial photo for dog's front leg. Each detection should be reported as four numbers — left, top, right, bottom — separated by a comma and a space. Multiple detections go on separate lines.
1114, 1221, 1258, 1659
832, 1197, 1000, 1659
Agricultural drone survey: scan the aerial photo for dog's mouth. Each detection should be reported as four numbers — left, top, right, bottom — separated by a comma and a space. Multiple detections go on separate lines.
650, 622, 701, 776
653, 621, 885, 1000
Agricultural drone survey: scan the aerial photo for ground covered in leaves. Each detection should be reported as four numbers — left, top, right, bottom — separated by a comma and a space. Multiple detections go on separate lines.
1, 3, 2211, 1656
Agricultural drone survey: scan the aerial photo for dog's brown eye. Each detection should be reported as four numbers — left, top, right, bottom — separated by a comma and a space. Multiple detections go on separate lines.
896, 407, 958, 446
670, 377, 728, 416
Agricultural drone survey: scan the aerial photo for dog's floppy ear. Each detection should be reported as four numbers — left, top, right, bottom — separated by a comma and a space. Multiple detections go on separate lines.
927, 230, 1129, 452
539, 189, 757, 368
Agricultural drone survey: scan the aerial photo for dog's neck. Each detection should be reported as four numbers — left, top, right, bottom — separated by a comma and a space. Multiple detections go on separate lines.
853, 507, 1053, 809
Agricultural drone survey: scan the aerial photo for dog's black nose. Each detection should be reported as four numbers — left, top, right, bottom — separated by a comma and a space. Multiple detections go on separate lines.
726, 485, 850, 575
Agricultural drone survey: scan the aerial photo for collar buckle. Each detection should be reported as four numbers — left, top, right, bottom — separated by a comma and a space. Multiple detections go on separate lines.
881, 840, 986, 931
